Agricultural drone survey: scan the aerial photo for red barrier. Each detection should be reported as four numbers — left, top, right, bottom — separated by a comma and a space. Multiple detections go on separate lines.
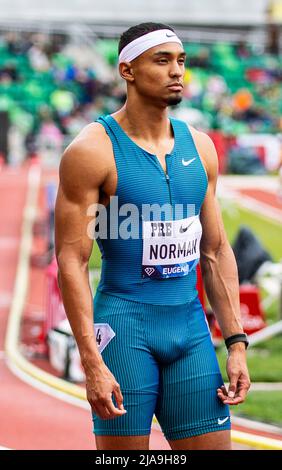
212, 283, 266, 339
208, 131, 227, 174
196, 264, 205, 309
238, 284, 267, 334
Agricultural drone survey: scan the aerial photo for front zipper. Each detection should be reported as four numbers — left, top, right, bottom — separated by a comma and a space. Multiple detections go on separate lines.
165, 173, 172, 204
165, 154, 173, 219
154, 154, 173, 218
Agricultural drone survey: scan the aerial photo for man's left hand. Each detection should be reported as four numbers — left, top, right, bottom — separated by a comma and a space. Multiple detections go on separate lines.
217, 342, 251, 405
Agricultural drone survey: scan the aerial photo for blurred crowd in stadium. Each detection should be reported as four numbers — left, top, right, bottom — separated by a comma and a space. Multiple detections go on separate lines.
0, 30, 281, 171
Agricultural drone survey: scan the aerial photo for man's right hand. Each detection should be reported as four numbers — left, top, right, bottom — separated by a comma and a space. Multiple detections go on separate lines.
85, 362, 127, 420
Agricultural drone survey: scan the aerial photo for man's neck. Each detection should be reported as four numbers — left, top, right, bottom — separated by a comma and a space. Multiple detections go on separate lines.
113, 99, 172, 144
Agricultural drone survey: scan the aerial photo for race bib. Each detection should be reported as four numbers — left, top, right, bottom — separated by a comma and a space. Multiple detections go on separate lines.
94, 323, 116, 353
142, 215, 202, 279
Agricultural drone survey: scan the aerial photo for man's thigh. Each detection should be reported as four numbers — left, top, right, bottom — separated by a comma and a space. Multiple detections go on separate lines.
92, 293, 160, 439
168, 430, 231, 450
155, 298, 230, 442
95, 435, 150, 450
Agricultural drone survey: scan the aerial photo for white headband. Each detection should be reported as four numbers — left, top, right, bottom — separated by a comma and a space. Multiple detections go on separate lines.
118, 29, 183, 64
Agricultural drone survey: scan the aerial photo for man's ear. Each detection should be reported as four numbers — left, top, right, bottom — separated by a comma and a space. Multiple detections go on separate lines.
119, 62, 135, 83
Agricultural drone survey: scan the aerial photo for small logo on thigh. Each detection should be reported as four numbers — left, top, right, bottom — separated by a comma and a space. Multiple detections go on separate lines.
218, 417, 229, 425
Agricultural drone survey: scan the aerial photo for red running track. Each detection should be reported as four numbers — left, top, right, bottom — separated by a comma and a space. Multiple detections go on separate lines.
239, 188, 282, 212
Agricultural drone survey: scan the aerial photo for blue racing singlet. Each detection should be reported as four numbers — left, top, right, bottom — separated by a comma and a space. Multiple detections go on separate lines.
94, 114, 208, 305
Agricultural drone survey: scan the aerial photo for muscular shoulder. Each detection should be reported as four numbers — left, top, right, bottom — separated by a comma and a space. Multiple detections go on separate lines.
188, 125, 218, 182
59, 122, 112, 201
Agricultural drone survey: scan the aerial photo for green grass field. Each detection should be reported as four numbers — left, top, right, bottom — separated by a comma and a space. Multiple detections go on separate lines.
231, 391, 282, 427
216, 336, 282, 383
89, 239, 102, 270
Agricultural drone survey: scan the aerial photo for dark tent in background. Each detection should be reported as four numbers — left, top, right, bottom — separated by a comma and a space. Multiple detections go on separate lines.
232, 226, 273, 284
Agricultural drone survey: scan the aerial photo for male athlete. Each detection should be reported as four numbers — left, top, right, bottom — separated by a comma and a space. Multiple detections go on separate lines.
55, 23, 250, 450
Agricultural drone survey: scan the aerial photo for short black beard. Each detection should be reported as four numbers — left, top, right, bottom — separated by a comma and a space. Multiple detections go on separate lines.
166, 96, 183, 106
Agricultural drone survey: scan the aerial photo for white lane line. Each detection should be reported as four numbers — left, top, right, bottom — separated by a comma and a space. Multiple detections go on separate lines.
218, 185, 282, 224
232, 415, 282, 434
219, 175, 280, 191
5, 163, 41, 358
8, 360, 89, 410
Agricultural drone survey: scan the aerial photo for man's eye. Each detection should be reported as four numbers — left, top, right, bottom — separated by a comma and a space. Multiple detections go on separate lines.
158, 59, 168, 63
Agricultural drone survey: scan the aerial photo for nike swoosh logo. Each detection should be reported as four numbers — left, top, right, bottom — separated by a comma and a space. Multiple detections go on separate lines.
182, 157, 196, 166
166, 33, 176, 37
218, 417, 229, 425
179, 220, 194, 233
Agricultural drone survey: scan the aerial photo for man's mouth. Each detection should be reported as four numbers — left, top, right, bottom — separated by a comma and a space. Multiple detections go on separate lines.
167, 83, 183, 91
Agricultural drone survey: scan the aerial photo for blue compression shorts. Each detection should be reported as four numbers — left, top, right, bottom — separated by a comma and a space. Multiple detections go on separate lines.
92, 291, 230, 440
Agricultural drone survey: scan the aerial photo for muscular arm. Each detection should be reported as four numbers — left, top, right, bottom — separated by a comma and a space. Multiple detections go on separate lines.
196, 134, 243, 339
55, 128, 126, 419
193, 129, 250, 404
55, 134, 105, 367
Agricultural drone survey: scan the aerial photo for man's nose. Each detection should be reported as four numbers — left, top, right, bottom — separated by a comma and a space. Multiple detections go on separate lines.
169, 61, 183, 77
